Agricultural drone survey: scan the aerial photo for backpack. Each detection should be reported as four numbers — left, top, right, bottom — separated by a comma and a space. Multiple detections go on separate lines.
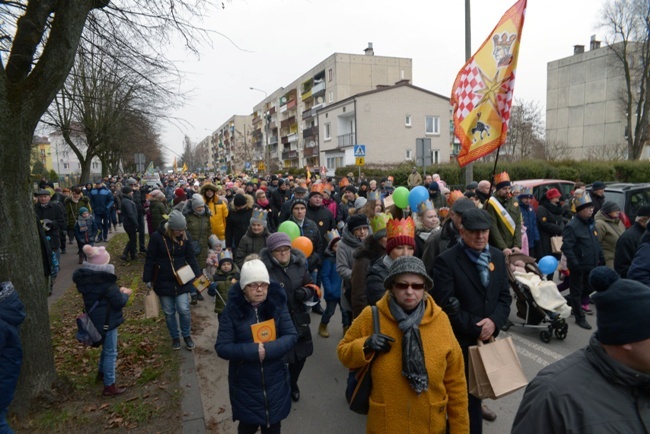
76, 298, 111, 347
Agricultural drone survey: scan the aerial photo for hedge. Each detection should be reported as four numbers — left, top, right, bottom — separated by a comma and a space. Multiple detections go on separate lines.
334, 159, 650, 187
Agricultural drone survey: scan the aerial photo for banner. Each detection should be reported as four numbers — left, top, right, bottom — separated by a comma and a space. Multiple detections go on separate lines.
450, 0, 527, 167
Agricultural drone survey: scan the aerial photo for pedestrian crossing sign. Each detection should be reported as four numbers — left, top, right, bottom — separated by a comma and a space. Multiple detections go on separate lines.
354, 144, 366, 157
355, 157, 365, 166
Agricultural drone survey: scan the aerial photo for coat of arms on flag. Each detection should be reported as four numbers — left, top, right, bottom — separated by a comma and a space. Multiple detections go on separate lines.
451, 0, 527, 167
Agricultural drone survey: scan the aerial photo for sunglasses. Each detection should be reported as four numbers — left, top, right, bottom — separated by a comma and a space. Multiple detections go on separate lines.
393, 282, 426, 290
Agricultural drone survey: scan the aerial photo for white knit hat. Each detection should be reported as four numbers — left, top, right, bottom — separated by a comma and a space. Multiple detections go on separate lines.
240, 259, 270, 289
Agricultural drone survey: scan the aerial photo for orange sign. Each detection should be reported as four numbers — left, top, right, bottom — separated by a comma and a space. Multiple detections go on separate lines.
251, 319, 276, 343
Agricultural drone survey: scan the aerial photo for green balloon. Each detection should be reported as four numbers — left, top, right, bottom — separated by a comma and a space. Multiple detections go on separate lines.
278, 221, 301, 241
393, 186, 410, 209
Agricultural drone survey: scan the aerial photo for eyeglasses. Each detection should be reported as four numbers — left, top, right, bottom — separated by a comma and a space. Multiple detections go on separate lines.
274, 247, 291, 253
393, 282, 426, 290
246, 282, 269, 290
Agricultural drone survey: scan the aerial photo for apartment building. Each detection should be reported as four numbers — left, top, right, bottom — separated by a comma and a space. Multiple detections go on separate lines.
250, 44, 413, 171
48, 127, 102, 179
212, 114, 254, 173
317, 81, 450, 173
546, 37, 645, 159
31, 136, 53, 173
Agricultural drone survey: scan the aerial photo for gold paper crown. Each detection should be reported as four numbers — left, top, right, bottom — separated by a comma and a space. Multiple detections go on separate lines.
218, 250, 233, 262
311, 183, 325, 194
573, 189, 593, 208
494, 171, 511, 185
386, 217, 416, 240
370, 213, 391, 233
325, 229, 341, 244
447, 190, 464, 206
251, 208, 268, 221
368, 191, 379, 201
417, 200, 435, 213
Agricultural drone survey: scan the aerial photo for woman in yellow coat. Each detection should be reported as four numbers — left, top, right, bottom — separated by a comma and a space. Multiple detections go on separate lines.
200, 182, 228, 240
338, 256, 469, 434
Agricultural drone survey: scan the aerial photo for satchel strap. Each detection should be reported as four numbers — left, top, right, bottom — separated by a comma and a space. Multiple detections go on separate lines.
163, 237, 177, 274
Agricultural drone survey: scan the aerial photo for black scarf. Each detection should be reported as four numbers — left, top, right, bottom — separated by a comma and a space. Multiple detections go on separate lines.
388, 296, 429, 394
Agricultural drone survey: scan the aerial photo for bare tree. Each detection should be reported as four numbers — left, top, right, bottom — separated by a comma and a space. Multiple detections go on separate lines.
600, 0, 650, 160
543, 139, 573, 161
0, 0, 214, 414
585, 142, 628, 161
502, 99, 545, 161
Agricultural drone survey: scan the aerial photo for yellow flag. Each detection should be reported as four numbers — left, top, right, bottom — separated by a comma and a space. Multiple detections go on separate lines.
450, 0, 527, 167
182, 162, 188, 173
173, 157, 177, 172
306, 165, 311, 180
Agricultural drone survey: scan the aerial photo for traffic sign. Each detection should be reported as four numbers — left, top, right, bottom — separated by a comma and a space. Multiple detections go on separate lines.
258, 162, 266, 170
355, 157, 365, 166
354, 144, 366, 157
245, 162, 251, 170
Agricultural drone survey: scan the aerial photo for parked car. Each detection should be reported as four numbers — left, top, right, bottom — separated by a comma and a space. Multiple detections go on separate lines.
590, 183, 650, 228
514, 179, 576, 210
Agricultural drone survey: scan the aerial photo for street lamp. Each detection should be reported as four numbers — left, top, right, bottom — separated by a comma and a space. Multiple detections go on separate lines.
250, 87, 271, 175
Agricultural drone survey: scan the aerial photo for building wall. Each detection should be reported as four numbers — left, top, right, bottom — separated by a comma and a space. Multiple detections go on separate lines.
546, 45, 627, 159
31, 138, 53, 172
318, 84, 450, 172
48, 131, 102, 178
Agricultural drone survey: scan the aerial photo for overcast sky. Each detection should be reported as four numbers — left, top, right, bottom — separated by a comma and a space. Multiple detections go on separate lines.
161, 0, 604, 162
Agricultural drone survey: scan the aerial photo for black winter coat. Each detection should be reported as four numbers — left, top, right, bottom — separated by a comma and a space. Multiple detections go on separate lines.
365, 255, 391, 307
35, 201, 66, 249
143, 227, 202, 297
73, 265, 128, 333
121, 195, 138, 230
234, 227, 269, 269
432, 244, 512, 348
536, 198, 565, 257
215, 282, 297, 427
259, 248, 315, 362
422, 218, 460, 278
614, 222, 645, 278
561, 215, 605, 272
350, 235, 387, 318
226, 207, 253, 250
306, 204, 335, 239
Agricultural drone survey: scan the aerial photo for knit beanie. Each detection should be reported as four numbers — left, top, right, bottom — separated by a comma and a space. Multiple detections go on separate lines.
78, 207, 89, 216
174, 188, 186, 201
589, 266, 650, 345
600, 201, 620, 215
83, 245, 110, 265
208, 235, 222, 249
234, 194, 247, 207
167, 209, 186, 230
121, 186, 133, 195
191, 194, 205, 212
240, 259, 271, 289
291, 198, 308, 211
150, 189, 165, 200
266, 232, 292, 252
384, 256, 433, 290
347, 214, 370, 233
386, 235, 416, 255
354, 197, 368, 210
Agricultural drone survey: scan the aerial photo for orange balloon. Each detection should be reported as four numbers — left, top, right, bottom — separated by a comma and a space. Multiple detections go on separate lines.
291, 236, 313, 258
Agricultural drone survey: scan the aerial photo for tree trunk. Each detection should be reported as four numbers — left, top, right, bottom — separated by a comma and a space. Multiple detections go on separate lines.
0, 115, 56, 415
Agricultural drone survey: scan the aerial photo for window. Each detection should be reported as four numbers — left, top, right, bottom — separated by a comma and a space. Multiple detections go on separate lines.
425, 116, 440, 135
405, 149, 412, 160
328, 69, 333, 82
329, 91, 334, 102
324, 123, 331, 140
433, 150, 440, 164
405, 115, 412, 127
63, 163, 69, 169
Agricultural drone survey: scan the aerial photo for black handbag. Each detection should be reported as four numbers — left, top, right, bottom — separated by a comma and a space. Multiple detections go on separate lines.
348, 305, 379, 414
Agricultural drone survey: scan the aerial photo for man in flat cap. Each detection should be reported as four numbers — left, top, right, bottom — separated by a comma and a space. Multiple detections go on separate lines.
432, 208, 511, 432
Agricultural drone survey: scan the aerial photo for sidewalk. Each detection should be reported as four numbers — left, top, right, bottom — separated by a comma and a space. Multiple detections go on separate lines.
48, 224, 211, 434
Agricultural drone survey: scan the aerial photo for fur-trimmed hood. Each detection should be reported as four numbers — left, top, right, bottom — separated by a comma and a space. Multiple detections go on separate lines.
259, 246, 307, 269
200, 182, 219, 195
228, 193, 255, 210
225, 281, 287, 321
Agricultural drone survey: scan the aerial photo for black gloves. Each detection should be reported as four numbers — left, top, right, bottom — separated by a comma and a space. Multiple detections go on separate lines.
444, 297, 460, 316
295, 287, 309, 302
363, 333, 395, 354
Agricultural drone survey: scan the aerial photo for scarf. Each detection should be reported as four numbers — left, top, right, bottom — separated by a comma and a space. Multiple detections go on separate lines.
461, 239, 491, 287
388, 296, 429, 394
256, 198, 269, 208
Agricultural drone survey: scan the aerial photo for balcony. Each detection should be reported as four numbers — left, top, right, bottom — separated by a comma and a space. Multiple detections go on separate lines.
282, 150, 298, 160
252, 116, 261, 125
253, 128, 261, 136
301, 89, 312, 101
303, 127, 315, 139
280, 116, 296, 129
337, 133, 355, 147
281, 135, 289, 145
304, 146, 319, 157
302, 108, 312, 119
312, 80, 325, 96
269, 136, 278, 145
269, 106, 276, 115
280, 104, 287, 113
287, 99, 297, 110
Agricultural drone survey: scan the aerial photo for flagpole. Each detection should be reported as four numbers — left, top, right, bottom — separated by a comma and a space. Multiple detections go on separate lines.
464, 0, 474, 188
488, 145, 501, 195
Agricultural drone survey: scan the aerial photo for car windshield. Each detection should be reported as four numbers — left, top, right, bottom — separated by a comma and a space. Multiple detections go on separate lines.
605, 191, 626, 213
626, 188, 650, 217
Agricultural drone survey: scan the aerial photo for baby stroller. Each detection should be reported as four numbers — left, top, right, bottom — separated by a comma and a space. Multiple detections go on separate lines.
502, 253, 570, 343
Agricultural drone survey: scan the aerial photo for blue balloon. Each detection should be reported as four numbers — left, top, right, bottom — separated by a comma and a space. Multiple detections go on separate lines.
538, 255, 559, 275
408, 186, 429, 210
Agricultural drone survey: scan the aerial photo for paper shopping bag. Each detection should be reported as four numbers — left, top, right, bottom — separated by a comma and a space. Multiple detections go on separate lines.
550, 236, 563, 254
468, 337, 528, 399
144, 289, 160, 319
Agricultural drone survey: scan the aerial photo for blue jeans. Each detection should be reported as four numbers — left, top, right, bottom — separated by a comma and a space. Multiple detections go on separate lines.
159, 294, 191, 339
95, 213, 109, 240
321, 299, 350, 327
0, 407, 13, 434
98, 328, 118, 386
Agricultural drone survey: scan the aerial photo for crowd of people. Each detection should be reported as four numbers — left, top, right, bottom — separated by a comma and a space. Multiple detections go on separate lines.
23, 169, 650, 433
